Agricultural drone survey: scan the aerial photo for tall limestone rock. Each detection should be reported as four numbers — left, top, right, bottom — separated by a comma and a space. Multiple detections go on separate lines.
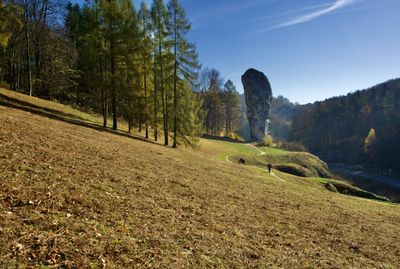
241, 68, 273, 141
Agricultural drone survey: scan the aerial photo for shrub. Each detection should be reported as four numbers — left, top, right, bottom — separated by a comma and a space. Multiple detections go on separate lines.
261, 135, 274, 146
276, 141, 306, 152
227, 132, 245, 142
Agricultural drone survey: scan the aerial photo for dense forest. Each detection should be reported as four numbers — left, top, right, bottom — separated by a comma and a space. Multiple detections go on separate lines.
290, 79, 400, 172
0, 0, 242, 146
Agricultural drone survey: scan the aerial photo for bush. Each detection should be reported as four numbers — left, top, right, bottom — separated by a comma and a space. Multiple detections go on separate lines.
226, 132, 245, 142
275, 141, 306, 152
261, 135, 274, 146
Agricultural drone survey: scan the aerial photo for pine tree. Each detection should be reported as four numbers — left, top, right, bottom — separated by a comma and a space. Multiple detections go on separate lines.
119, 0, 140, 134
151, 0, 170, 145
102, 0, 119, 130
74, 1, 109, 126
138, 2, 153, 139
152, 43, 159, 141
175, 82, 203, 146
222, 80, 241, 137
98, 0, 140, 131
167, 0, 199, 147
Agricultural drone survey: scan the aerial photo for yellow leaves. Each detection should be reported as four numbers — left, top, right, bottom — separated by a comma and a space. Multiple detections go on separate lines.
363, 128, 376, 153
0, 1, 22, 48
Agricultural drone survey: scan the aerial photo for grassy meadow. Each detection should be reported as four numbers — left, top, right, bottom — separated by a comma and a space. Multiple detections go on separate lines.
0, 88, 399, 268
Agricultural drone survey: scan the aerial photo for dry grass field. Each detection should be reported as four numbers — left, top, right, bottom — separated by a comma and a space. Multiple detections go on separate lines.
0, 89, 399, 268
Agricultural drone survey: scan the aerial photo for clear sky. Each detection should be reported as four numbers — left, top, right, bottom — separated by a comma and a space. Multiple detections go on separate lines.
80, 0, 400, 104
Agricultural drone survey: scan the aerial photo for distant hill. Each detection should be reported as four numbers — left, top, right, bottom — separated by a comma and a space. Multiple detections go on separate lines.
290, 78, 400, 172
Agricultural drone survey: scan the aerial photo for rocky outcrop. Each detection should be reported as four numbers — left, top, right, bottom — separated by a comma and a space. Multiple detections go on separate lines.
241, 68, 273, 141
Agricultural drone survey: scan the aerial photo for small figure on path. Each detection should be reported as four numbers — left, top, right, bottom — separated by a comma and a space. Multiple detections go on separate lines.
267, 163, 272, 173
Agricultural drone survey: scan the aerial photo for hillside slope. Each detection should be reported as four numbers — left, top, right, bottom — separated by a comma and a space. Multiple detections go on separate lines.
0, 92, 400, 268
291, 78, 400, 170
228, 146, 332, 178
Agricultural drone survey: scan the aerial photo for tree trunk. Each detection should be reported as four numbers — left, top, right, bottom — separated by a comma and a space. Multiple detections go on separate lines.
159, 40, 168, 145
172, 13, 178, 148
111, 40, 117, 130
138, 97, 142, 132
225, 104, 228, 137
108, 1, 117, 131
153, 53, 158, 142
35, 43, 42, 96
16, 50, 21, 89
101, 87, 108, 128
25, 14, 33, 96
142, 14, 149, 139
144, 64, 149, 138
9, 44, 16, 90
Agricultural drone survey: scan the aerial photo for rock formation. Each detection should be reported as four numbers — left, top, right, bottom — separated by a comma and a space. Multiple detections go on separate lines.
241, 68, 273, 141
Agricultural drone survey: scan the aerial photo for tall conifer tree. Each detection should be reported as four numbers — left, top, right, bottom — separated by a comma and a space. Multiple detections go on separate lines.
167, 0, 199, 147
151, 0, 170, 145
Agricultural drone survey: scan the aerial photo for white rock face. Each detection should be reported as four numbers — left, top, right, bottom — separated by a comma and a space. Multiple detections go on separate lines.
241, 68, 273, 141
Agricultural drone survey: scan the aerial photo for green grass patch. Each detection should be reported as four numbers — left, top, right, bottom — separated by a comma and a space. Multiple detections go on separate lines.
228, 150, 332, 178
257, 146, 289, 155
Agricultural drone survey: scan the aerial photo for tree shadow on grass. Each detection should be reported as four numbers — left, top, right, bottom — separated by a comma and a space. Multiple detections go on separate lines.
201, 134, 245, 143
0, 97, 162, 147
0, 92, 91, 122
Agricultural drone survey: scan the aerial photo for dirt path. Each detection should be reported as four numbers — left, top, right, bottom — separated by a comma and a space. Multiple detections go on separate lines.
225, 154, 235, 164
245, 143, 266, 155
270, 172, 286, 182
245, 144, 286, 181
224, 153, 286, 182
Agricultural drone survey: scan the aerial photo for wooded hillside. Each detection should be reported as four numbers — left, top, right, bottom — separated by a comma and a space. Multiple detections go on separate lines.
291, 79, 400, 171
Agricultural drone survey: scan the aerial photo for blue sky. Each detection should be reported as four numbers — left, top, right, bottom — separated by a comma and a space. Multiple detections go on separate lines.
80, 0, 400, 104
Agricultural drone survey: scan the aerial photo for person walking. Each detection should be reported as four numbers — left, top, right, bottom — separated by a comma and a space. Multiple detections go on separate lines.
267, 163, 272, 173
